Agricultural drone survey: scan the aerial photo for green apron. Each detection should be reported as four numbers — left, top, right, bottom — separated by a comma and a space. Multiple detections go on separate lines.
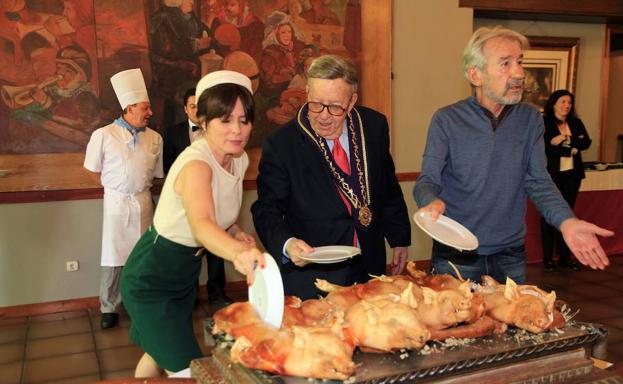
120, 225, 204, 372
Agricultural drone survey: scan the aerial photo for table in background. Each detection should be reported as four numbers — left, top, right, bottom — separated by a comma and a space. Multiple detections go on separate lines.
526, 168, 623, 264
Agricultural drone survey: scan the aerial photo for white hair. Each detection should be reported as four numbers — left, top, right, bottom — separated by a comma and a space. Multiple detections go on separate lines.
462, 26, 529, 80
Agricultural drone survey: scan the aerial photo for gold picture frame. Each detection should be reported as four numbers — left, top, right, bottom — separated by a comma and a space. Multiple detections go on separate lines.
522, 36, 579, 112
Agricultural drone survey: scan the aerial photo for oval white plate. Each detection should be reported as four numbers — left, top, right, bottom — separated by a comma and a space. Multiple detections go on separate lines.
299, 245, 361, 264
413, 212, 478, 251
248, 253, 284, 329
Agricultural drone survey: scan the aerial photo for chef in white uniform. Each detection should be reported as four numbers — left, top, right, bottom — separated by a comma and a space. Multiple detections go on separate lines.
84, 68, 164, 329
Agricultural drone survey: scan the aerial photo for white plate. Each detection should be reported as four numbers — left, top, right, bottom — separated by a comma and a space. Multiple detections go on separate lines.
413, 211, 479, 251
299, 245, 361, 264
248, 253, 284, 328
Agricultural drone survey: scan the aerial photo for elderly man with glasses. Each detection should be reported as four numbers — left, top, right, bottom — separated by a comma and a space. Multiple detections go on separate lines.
252, 54, 411, 300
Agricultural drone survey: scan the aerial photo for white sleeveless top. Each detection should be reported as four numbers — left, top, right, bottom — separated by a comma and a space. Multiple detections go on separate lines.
153, 138, 249, 247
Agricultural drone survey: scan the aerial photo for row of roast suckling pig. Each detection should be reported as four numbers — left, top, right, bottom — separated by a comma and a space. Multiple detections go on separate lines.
211, 261, 566, 381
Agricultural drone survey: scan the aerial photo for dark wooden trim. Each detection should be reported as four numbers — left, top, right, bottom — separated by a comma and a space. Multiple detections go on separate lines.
0, 296, 100, 319
459, 0, 623, 24
0, 172, 419, 203
396, 172, 420, 182
0, 281, 248, 319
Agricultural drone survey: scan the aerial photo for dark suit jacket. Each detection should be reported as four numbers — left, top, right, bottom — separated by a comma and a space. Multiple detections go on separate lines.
251, 106, 411, 299
543, 115, 591, 180
163, 121, 191, 173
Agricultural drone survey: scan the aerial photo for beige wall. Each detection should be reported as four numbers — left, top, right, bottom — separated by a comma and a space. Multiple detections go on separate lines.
391, 0, 473, 261
604, 51, 623, 162
474, 18, 605, 161
392, 1, 473, 172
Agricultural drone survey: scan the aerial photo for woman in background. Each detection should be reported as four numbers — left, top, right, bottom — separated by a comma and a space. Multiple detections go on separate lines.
541, 89, 592, 271
120, 71, 264, 377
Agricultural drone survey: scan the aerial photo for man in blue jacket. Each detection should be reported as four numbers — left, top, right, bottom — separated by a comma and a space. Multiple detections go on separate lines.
413, 26, 613, 284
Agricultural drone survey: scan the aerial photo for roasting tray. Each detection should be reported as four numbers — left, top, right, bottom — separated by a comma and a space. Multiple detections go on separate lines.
195, 320, 607, 384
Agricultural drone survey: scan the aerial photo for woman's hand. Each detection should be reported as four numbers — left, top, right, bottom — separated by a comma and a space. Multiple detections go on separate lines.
233, 248, 265, 286
550, 134, 568, 146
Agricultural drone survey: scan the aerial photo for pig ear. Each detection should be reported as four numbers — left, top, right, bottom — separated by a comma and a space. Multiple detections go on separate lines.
544, 291, 556, 310
422, 287, 436, 305
400, 282, 418, 308
504, 277, 519, 301
361, 300, 380, 324
482, 275, 498, 288
458, 281, 473, 298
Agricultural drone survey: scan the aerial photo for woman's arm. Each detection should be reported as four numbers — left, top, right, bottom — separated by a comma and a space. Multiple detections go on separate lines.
176, 160, 264, 282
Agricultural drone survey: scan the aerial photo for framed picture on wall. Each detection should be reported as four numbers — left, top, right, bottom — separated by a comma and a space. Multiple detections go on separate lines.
522, 36, 579, 112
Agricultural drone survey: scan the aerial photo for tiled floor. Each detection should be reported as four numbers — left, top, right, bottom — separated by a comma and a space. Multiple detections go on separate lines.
2, 258, 623, 383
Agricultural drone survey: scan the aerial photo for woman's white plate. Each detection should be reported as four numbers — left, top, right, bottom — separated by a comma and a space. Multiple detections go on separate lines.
248, 253, 284, 328
413, 211, 479, 251
299, 245, 361, 264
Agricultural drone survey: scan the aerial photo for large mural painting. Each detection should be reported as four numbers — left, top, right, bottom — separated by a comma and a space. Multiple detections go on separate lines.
0, 0, 361, 154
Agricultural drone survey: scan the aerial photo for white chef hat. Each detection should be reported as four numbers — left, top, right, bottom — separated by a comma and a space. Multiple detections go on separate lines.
195, 70, 253, 101
110, 68, 149, 109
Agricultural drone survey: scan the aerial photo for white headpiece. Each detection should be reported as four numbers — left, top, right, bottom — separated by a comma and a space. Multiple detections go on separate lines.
195, 70, 253, 101
110, 68, 149, 109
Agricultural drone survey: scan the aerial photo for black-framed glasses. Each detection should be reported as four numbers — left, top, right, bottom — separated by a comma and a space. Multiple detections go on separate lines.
307, 101, 348, 116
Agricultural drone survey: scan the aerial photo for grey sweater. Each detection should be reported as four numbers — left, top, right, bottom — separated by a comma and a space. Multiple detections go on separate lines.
413, 96, 574, 255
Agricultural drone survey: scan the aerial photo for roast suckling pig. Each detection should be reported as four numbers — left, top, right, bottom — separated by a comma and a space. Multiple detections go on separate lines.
210, 262, 567, 381
476, 275, 566, 333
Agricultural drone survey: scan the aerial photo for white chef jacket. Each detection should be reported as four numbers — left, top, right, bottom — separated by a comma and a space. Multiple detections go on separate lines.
84, 120, 164, 266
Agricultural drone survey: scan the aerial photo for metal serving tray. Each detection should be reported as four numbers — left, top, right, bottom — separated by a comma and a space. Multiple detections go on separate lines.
198, 320, 607, 384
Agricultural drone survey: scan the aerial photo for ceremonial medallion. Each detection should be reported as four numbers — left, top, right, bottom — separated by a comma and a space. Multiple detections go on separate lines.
358, 206, 372, 226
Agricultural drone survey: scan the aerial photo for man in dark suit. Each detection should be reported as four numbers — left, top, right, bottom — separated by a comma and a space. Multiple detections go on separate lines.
251, 55, 411, 300
163, 88, 200, 173
162, 87, 231, 306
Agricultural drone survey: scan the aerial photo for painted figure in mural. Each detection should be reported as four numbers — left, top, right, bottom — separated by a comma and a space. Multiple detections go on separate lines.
0, 0, 103, 154
3, 44, 100, 152
12, 45, 100, 128
300, 0, 340, 25
259, 11, 305, 96
212, 0, 264, 63
265, 49, 316, 125
149, 0, 212, 128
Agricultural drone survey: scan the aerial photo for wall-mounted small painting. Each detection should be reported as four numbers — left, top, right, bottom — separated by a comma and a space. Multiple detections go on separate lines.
522, 36, 579, 112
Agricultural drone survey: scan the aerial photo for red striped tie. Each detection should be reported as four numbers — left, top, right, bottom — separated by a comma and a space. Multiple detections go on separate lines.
333, 139, 357, 246
332, 139, 350, 175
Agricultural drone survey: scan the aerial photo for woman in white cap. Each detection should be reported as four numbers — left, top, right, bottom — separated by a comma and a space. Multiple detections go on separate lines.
120, 70, 265, 377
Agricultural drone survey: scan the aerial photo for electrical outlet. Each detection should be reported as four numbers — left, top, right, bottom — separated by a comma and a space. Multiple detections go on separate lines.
66, 261, 79, 272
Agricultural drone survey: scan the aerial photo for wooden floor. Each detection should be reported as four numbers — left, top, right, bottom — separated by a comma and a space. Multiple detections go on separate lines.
1, 258, 623, 383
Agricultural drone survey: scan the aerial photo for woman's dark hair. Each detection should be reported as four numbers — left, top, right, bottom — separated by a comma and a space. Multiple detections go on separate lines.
196, 83, 254, 125
543, 89, 576, 123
